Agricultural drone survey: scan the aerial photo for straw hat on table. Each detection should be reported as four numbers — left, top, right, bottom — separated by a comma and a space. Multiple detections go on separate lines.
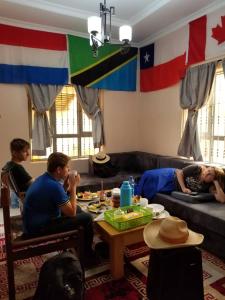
144, 216, 204, 249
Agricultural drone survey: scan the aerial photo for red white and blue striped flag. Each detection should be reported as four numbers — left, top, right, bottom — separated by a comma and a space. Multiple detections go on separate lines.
0, 24, 68, 84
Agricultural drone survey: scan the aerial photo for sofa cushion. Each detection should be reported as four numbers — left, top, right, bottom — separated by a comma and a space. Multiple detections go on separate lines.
78, 171, 142, 192
171, 191, 215, 203
153, 193, 225, 237
157, 156, 195, 169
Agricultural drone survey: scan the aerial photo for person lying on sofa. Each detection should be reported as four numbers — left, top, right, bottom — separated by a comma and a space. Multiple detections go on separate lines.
135, 164, 225, 203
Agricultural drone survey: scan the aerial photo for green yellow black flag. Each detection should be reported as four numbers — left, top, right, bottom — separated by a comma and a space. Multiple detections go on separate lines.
68, 35, 138, 91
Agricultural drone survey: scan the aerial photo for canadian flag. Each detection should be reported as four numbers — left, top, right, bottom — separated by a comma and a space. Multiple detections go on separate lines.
140, 6, 225, 92
205, 9, 225, 60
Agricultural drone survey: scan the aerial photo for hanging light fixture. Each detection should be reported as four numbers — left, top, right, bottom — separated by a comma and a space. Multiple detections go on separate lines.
87, 0, 132, 57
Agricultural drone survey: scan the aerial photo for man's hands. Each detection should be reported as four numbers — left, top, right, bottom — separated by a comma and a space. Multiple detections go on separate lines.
182, 187, 192, 194
176, 169, 191, 194
61, 171, 80, 217
213, 180, 225, 203
68, 171, 80, 190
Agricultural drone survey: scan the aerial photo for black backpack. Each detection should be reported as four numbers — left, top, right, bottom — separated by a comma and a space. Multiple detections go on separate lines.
33, 252, 84, 300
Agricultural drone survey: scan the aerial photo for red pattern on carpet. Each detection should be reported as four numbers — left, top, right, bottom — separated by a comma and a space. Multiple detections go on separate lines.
1, 228, 225, 300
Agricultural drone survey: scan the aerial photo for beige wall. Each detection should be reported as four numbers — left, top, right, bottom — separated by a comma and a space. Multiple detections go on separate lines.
138, 83, 182, 156
0, 82, 182, 177
0, 84, 142, 176
103, 90, 140, 153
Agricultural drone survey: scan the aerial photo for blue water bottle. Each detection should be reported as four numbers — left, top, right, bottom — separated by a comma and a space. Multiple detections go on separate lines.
120, 181, 132, 207
129, 176, 135, 197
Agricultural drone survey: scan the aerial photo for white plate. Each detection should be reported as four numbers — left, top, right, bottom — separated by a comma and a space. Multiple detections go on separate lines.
147, 203, 164, 213
153, 210, 170, 219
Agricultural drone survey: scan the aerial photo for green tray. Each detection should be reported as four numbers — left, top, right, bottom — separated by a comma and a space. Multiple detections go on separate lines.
104, 205, 152, 231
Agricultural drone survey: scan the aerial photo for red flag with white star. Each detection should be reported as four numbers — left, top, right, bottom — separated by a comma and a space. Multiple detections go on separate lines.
140, 26, 188, 92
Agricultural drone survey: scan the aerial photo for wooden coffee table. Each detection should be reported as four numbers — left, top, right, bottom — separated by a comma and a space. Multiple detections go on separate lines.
95, 220, 146, 279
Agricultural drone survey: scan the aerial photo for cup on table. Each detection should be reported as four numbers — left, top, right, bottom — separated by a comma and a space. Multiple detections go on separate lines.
139, 198, 148, 207
69, 170, 78, 177
68, 170, 78, 181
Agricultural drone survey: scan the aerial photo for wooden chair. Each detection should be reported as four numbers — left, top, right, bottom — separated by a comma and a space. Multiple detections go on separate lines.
1, 169, 25, 213
1, 183, 84, 300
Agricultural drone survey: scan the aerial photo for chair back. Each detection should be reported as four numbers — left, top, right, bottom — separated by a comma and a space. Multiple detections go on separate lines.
1, 169, 20, 195
1, 183, 15, 257
0, 181, 84, 300
1, 170, 25, 212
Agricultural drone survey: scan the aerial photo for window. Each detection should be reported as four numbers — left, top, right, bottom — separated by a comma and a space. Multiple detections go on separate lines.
30, 85, 98, 160
198, 64, 225, 164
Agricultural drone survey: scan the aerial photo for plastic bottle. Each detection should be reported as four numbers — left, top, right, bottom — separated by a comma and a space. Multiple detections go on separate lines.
120, 181, 132, 207
112, 188, 120, 208
128, 176, 135, 197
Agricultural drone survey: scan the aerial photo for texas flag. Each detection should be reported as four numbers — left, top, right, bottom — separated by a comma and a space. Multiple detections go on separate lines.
0, 24, 68, 85
140, 7, 225, 92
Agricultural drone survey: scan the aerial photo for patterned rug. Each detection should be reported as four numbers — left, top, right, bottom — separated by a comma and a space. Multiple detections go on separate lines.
1, 226, 225, 300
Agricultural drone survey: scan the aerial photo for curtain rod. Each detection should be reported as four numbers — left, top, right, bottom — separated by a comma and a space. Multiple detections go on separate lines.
189, 54, 225, 68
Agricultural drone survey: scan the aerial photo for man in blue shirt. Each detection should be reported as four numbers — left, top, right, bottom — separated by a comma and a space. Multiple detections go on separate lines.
23, 152, 94, 259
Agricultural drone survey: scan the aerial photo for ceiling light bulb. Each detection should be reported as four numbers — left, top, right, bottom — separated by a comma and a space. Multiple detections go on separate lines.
119, 25, 132, 42
87, 16, 102, 34
89, 33, 102, 47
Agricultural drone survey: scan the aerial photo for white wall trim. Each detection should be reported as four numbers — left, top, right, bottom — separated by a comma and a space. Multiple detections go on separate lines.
139, 0, 225, 47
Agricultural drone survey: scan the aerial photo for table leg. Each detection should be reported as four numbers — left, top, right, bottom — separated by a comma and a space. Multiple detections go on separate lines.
110, 236, 124, 280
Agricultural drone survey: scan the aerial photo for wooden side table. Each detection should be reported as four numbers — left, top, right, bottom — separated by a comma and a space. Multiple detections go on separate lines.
95, 221, 146, 279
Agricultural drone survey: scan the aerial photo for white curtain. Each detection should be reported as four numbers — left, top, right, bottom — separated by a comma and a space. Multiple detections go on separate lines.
177, 62, 217, 160
27, 84, 63, 155
75, 85, 105, 148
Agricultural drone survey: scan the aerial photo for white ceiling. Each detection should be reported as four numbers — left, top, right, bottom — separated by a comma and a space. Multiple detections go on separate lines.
0, 0, 225, 46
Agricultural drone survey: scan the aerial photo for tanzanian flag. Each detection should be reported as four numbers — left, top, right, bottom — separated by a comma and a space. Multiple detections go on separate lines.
68, 35, 138, 91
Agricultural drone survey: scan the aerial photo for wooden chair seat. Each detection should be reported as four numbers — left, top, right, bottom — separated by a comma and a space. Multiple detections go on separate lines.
1, 183, 84, 300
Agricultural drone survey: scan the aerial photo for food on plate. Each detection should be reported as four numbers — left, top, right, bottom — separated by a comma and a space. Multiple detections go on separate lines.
88, 202, 101, 211
133, 195, 141, 204
87, 201, 106, 213
96, 189, 111, 197
147, 203, 164, 217
114, 211, 143, 221
77, 191, 98, 200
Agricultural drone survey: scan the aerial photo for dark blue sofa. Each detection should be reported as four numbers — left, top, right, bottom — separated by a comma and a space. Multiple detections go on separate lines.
78, 151, 225, 260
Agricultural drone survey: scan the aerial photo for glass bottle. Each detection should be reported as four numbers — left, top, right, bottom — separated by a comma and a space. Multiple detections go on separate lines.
129, 176, 135, 197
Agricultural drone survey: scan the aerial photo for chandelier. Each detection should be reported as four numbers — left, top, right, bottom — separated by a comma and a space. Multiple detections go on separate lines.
87, 0, 132, 57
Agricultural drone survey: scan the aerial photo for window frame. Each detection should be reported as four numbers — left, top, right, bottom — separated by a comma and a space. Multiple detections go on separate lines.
29, 85, 95, 161
197, 64, 225, 164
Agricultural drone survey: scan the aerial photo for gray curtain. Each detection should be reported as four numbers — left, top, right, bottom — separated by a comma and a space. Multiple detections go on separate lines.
75, 85, 105, 148
177, 61, 217, 161
27, 84, 63, 156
